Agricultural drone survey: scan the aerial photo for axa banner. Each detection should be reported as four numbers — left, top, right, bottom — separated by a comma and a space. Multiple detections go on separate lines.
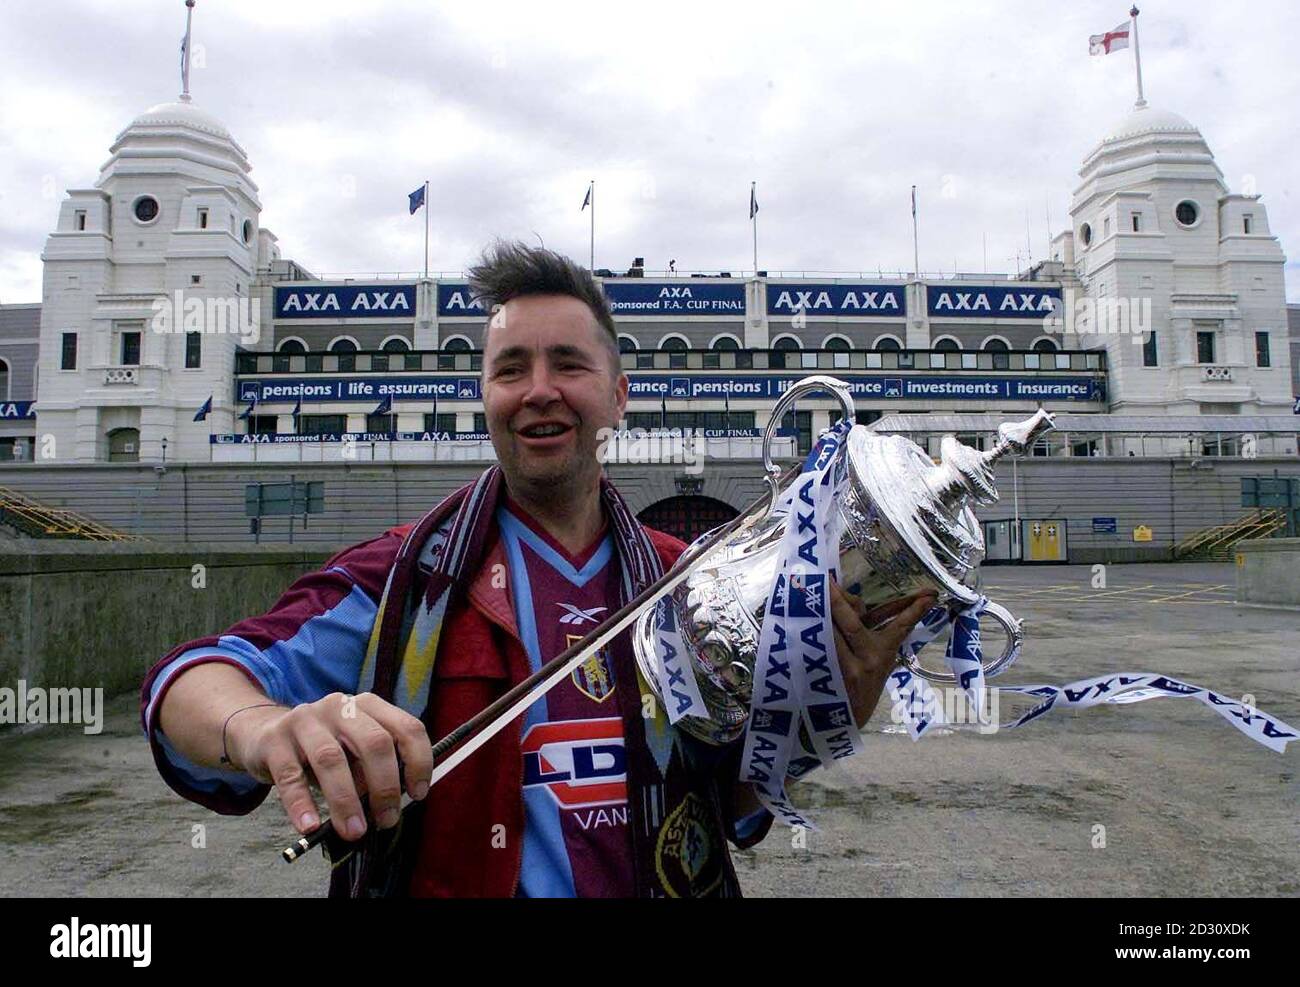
603, 281, 745, 315
274, 284, 416, 319
0, 401, 35, 420
213, 431, 494, 445
767, 283, 906, 317
926, 285, 1062, 319
631, 374, 1104, 402
437, 283, 486, 317
237, 374, 1102, 404
238, 377, 481, 403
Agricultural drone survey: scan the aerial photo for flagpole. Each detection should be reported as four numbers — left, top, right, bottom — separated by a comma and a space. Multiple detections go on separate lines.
423, 180, 429, 280
589, 180, 595, 270
1130, 6, 1146, 108
911, 185, 920, 280
180, 0, 195, 101
750, 181, 758, 275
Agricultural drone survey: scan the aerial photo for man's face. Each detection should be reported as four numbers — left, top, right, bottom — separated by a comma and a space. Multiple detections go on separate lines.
481, 294, 628, 502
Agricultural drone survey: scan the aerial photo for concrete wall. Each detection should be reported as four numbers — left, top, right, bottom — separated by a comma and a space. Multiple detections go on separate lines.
0, 456, 1294, 562
1235, 537, 1300, 608
0, 541, 331, 699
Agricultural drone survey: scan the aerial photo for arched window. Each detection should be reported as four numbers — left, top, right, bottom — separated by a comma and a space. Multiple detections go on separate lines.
329, 337, 358, 370
771, 334, 801, 369
381, 337, 411, 352
933, 337, 960, 352
710, 335, 740, 351
982, 337, 1010, 352
618, 335, 638, 353
823, 336, 851, 351
443, 337, 472, 352
1032, 337, 1059, 352
277, 338, 306, 354
873, 336, 902, 351
659, 335, 688, 351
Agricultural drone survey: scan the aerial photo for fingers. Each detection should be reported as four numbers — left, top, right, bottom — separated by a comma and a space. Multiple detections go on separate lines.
239, 692, 430, 841
829, 580, 875, 664
355, 694, 434, 803
290, 711, 369, 841
333, 713, 403, 831
876, 594, 939, 653
263, 733, 322, 835
834, 626, 870, 728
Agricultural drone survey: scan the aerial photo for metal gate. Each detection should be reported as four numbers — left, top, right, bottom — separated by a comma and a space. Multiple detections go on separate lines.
637, 495, 739, 545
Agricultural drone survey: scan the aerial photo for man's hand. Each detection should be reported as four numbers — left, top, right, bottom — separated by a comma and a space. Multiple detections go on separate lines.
829, 581, 938, 729
226, 692, 433, 841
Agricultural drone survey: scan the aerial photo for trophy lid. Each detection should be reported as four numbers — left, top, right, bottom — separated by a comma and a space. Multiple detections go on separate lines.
844, 410, 1054, 604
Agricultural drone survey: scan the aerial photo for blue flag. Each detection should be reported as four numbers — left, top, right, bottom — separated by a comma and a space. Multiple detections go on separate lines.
291, 396, 302, 419
238, 396, 257, 421
409, 184, 426, 215
192, 395, 212, 422
581, 184, 592, 211
749, 184, 759, 220
371, 395, 392, 417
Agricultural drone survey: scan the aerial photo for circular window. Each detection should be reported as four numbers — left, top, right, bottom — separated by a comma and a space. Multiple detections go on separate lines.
242, 219, 254, 244
132, 195, 160, 224
1175, 200, 1200, 227
1079, 223, 1092, 247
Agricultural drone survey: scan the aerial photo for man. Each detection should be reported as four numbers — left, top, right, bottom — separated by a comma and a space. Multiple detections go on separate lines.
141, 241, 934, 897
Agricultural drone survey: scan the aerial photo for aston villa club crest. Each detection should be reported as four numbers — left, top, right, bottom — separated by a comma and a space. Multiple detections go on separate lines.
568, 634, 616, 702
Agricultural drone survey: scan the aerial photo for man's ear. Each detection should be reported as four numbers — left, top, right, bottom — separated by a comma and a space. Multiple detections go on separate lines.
614, 372, 629, 419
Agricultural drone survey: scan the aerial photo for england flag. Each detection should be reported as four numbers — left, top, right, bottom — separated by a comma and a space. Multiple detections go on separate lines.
1089, 21, 1130, 55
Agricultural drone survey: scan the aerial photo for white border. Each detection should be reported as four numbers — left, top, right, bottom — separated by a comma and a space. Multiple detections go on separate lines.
1173, 199, 1203, 230
327, 335, 362, 352
130, 194, 161, 227
441, 334, 474, 351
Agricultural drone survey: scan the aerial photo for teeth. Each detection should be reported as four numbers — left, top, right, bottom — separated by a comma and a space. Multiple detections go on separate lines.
525, 424, 565, 437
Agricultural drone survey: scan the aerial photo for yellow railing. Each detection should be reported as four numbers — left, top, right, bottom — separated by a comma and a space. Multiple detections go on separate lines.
1173, 509, 1285, 560
0, 486, 134, 541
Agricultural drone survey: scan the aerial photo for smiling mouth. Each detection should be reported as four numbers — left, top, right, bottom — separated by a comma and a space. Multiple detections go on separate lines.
517, 422, 573, 438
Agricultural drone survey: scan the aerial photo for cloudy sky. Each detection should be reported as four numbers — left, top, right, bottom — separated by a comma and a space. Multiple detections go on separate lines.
1, 0, 1297, 302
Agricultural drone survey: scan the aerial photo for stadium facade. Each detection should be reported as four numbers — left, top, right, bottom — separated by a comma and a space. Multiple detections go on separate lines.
1, 79, 1297, 553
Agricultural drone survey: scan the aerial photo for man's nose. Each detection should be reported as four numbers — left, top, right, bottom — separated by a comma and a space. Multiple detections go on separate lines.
521, 365, 562, 407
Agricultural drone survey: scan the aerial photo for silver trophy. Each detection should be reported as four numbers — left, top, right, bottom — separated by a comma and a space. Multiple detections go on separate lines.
633, 374, 1055, 745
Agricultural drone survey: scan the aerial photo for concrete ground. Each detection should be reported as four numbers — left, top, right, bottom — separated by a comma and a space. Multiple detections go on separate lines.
1, 562, 1296, 897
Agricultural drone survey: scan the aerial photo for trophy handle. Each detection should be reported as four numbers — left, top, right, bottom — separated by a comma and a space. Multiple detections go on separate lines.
760, 374, 856, 511
898, 599, 1025, 683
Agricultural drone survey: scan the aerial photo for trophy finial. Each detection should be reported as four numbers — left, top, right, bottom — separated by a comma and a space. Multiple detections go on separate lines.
923, 410, 1056, 508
